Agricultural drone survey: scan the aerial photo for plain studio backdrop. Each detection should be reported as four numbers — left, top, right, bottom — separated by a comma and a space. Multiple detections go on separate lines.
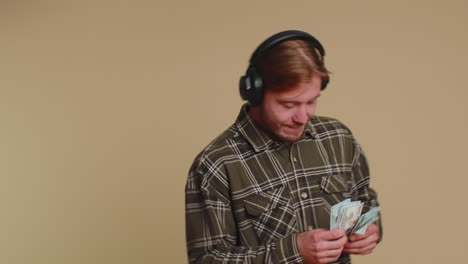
1, 1, 467, 263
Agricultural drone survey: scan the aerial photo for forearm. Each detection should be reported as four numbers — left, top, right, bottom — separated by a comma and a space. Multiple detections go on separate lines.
351, 143, 383, 243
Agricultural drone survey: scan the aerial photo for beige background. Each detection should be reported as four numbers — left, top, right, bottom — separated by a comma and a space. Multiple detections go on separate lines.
1, 0, 467, 263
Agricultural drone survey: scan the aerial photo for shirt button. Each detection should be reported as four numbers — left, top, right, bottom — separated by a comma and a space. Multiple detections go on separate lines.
301, 192, 308, 199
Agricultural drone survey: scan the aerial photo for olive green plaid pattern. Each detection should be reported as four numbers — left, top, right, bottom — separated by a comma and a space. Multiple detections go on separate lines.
185, 105, 382, 264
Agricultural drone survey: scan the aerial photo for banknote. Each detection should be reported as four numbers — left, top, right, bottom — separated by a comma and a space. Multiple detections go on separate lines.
330, 199, 380, 236
353, 206, 380, 235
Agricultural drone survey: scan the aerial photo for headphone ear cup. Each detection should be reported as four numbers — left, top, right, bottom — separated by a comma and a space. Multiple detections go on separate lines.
239, 69, 263, 106
239, 74, 250, 101
321, 78, 329, 90
249, 70, 263, 106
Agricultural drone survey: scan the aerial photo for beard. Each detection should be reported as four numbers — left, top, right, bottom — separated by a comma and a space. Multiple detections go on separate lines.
276, 124, 305, 143
258, 109, 305, 144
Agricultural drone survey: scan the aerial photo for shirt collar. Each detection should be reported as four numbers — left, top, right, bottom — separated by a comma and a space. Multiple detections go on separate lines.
235, 104, 317, 152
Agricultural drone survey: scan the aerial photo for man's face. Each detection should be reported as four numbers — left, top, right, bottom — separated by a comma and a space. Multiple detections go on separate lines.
256, 75, 322, 144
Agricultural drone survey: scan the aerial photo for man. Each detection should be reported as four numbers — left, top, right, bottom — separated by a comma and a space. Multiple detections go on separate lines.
185, 30, 382, 264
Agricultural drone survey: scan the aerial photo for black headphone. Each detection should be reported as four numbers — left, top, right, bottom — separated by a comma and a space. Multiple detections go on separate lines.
239, 30, 328, 106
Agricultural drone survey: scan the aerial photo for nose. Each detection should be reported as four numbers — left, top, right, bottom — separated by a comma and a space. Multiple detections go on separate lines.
292, 106, 311, 125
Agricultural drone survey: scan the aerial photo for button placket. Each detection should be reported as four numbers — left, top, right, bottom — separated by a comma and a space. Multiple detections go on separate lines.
290, 144, 309, 232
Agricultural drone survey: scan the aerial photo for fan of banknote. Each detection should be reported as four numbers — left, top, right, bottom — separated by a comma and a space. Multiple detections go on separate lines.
330, 199, 380, 236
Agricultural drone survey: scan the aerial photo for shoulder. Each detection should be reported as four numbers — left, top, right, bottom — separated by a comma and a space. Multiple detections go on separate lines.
187, 124, 244, 192
193, 124, 241, 169
309, 115, 354, 137
310, 116, 366, 165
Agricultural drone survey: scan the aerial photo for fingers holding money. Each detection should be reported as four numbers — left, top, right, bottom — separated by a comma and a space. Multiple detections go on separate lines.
348, 223, 379, 242
297, 229, 348, 264
344, 241, 377, 255
343, 224, 379, 255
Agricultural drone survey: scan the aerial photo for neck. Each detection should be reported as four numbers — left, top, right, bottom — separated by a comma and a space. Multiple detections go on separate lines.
248, 106, 268, 134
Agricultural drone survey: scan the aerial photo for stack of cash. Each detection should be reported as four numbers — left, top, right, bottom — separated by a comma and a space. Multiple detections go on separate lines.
330, 199, 380, 236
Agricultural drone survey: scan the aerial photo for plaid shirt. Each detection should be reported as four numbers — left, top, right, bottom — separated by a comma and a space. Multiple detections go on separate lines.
185, 104, 382, 264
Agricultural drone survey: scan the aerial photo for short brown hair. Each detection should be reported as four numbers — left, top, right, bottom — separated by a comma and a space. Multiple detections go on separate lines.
256, 40, 329, 92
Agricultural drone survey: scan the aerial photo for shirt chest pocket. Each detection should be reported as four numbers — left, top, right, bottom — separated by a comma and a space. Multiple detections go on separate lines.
242, 186, 296, 243
319, 173, 354, 209
320, 173, 353, 194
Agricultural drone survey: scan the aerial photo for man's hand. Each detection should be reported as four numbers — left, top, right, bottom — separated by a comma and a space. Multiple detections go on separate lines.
343, 223, 379, 255
297, 229, 347, 264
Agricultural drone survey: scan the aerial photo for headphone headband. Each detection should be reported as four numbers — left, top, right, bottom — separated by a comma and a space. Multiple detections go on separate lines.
249, 30, 325, 65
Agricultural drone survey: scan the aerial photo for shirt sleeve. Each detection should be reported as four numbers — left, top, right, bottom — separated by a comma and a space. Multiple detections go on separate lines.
350, 140, 383, 242
185, 167, 304, 264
